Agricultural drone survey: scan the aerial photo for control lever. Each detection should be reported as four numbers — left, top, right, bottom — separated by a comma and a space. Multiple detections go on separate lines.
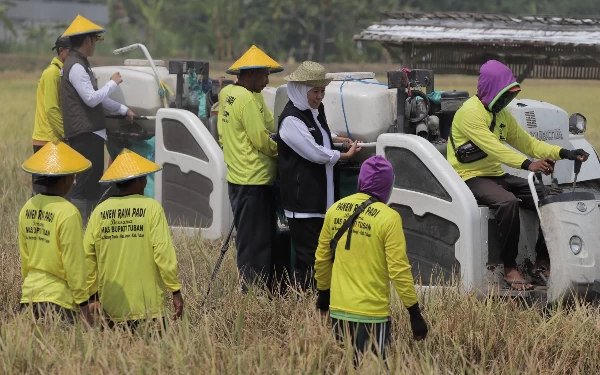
535, 172, 548, 199
572, 159, 583, 192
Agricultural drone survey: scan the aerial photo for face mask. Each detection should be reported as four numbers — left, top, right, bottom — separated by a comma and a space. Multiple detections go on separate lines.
490, 91, 519, 113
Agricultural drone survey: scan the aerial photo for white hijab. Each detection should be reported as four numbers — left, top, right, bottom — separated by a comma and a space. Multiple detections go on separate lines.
287, 81, 316, 114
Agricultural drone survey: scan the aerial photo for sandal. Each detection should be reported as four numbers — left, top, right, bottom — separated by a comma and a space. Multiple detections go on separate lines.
530, 266, 549, 285
504, 279, 534, 291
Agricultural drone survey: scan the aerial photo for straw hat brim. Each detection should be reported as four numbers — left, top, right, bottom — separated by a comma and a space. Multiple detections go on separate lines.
99, 169, 162, 184
285, 78, 333, 88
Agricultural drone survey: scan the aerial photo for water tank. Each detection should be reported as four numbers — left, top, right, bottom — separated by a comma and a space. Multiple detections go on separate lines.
273, 72, 396, 142
92, 59, 180, 134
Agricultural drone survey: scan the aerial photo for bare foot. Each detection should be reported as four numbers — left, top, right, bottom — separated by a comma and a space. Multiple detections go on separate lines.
504, 268, 533, 290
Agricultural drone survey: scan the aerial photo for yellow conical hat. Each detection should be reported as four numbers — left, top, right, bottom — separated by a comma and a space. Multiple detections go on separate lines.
62, 15, 105, 39
100, 148, 161, 184
226, 45, 283, 75
22, 138, 91, 176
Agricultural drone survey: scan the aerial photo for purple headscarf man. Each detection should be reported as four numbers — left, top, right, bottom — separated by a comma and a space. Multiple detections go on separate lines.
357, 155, 394, 203
447, 60, 589, 291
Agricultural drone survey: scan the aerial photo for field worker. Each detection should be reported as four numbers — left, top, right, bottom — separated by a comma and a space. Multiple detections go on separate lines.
60, 15, 136, 224
217, 45, 283, 293
30, 36, 71, 195
447, 60, 589, 290
84, 149, 183, 329
18, 138, 93, 325
277, 61, 360, 291
314, 155, 428, 366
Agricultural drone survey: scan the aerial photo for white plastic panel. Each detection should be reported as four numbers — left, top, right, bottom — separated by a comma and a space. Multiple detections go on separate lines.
155, 108, 232, 240
377, 133, 484, 292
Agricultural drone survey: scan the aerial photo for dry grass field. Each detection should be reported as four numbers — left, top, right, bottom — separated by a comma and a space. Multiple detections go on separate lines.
1, 63, 600, 374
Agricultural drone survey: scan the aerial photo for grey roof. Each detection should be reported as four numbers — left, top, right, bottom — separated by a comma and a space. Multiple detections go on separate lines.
355, 11, 600, 48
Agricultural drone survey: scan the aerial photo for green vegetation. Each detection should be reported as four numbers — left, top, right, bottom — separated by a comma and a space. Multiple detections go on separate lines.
1, 71, 600, 373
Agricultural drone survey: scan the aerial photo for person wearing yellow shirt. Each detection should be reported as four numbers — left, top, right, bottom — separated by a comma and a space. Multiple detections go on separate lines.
314, 155, 428, 366
447, 60, 589, 290
217, 45, 283, 293
18, 138, 93, 325
84, 149, 183, 331
31, 36, 71, 195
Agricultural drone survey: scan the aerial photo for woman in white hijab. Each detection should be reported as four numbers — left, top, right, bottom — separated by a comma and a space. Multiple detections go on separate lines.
277, 61, 361, 291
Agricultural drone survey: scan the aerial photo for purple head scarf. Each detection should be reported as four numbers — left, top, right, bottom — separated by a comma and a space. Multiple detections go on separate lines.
358, 155, 394, 203
477, 60, 521, 110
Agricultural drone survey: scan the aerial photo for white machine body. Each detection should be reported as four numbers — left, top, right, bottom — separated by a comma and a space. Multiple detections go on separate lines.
92, 53, 600, 302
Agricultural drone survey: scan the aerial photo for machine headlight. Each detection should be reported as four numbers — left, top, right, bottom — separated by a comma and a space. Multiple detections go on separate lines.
570, 235, 583, 255
569, 113, 587, 134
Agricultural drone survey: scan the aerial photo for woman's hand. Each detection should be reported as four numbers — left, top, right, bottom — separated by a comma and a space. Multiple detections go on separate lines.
340, 141, 362, 160
333, 136, 352, 150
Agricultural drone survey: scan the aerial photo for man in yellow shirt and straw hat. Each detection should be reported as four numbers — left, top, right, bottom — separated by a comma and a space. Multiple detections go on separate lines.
217, 45, 284, 293
84, 149, 183, 330
60, 15, 136, 224
18, 138, 93, 325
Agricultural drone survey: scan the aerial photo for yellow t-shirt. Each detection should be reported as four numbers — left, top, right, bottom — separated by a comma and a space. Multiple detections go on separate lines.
84, 194, 182, 322
447, 96, 562, 181
217, 84, 278, 185
33, 58, 65, 142
18, 194, 88, 311
314, 193, 418, 318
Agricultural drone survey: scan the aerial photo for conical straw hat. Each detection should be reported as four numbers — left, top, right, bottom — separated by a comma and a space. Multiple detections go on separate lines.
284, 61, 332, 88
100, 148, 161, 184
62, 15, 105, 39
226, 45, 283, 75
22, 138, 91, 176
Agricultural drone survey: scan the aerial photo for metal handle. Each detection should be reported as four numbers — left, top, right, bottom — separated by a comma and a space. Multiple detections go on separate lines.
527, 172, 542, 218
332, 142, 377, 148
105, 115, 156, 120
574, 159, 582, 174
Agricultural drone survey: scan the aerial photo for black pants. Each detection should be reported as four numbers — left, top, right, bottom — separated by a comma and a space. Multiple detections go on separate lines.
287, 217, 324, 291
332, 317, 391, 367
31, 145, 45, 195
228, 183, 277, 293
105, 317, 167, 335
20, 302, 76, 324
466, 174, 549, 268
66, 133, 105, 222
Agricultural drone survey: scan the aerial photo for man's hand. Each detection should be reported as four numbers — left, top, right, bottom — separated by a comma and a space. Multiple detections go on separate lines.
528, 158, 556, 175
315, 289, 330, 315
172, 291, 184, 320
340, 141, 363, 160
111, 72, 123, 85
80, 306, 94, 326
561, 149, 589, 162
125, 109, 136, 123
407, 303, 428, 341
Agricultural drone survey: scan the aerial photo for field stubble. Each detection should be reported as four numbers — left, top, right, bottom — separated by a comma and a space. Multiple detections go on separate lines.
0, 71, 600, 374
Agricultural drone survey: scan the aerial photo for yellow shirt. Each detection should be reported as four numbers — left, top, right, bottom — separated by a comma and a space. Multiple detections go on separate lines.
217, 84, 278, 185
447, 96, 562, 181
18, 194, 88, 311
314, 193, 418, 318
84, 194, 182, 322
33, 58, 64, 142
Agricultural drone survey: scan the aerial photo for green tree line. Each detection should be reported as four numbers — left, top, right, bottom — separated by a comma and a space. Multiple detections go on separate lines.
3, 0, 600, 63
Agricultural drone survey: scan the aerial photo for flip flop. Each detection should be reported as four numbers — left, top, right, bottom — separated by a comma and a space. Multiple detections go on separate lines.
504, 279, 534, 291
530, 266, 549, 286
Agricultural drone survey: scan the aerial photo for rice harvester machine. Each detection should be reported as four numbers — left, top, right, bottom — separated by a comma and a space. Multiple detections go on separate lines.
94, 44, 600, 304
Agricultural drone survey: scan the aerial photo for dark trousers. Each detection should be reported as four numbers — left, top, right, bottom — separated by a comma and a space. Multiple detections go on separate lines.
332, 317, 391, 367
105, 317, 167, 335
20, 302, 76, 324
67, 133, 106, 222
31, 145, 45, 195
287, 217, 324, 291
466, 174, 549, 268
228, 183, 277, 293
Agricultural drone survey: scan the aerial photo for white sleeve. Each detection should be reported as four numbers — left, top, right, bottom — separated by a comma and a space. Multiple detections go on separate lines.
68, 64, 120, 109
279, 117, 341, 166
102, 97, 128, 116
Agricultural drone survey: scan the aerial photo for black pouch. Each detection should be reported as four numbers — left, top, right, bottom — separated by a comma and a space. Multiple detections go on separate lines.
450, 112, 496, 164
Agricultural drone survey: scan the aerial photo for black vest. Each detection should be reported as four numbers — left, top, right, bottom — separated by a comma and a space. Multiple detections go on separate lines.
277, 101, 336, 214
62, 49, 106, 139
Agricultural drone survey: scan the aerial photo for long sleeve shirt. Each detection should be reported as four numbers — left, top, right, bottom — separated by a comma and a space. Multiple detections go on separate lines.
18, 194, 89, 311
447, 96, 562, 181
68, 63, 128, 140
33, 58, 65, 142
279, 115, 341, 218
84, 194, 181, 322
314, 193, 418, 319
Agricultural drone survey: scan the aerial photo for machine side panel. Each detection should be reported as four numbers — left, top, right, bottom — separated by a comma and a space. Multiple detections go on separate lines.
163, 119, 209, 162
